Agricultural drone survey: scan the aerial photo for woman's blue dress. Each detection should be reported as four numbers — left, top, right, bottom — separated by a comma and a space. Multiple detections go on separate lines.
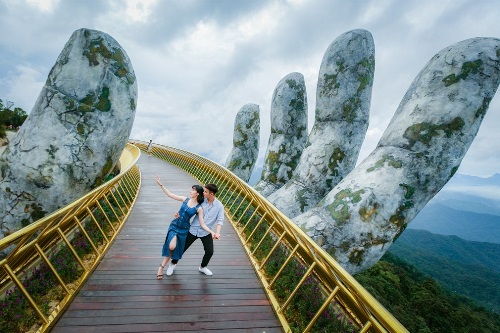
162, 198, 200, 260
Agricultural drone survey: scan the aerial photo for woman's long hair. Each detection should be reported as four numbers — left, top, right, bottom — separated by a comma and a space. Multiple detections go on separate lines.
192, 185, 204, 204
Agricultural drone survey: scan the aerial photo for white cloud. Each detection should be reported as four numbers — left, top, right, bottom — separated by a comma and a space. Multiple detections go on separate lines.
26, 0, 59, 13
0, 65, 45, 112
0, 0, 499, 178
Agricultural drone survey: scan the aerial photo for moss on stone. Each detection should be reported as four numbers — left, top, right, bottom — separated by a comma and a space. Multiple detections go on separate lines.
367, 154, 403, 172
297, 188, 308, 213
28, 203, 46, 225
79, 93, 94, 108
403, 117, 465, 148
228, 158, 242, 170
96, 86, 111, 112
65, 98, 75, 111
246, 112, 259, 130
130, 99, 136, 111
287, 79, 306, 110
328, 147, 345, 177
266, 150, 279, 172
475, 97, 492, 119
399, 183, 415, 200
46, 145, 58, 159
326, 246, 336, 258
348, 248, 365, 265
76, 123, 84, 135
327, 188, 365, 225
358, 202, 379, 222
234, 124, 248, 145
83, 35, 135, 84
286, 79, 298, 89
101, 156, 114, 178
388, 184, 415, 234
341, 97, 361, 123
322, 72, 340, 96
442, 59, 483, 86
357, 55, 375, 93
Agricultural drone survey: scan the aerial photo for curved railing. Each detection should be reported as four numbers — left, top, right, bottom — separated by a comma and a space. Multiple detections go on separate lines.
0, 143, 141, 333
136, 140, 408, 333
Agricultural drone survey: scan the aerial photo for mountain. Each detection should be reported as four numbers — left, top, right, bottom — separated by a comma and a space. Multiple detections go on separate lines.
394, 229, 500, 272
409, 203, 500, 243
406, 172, 500, 243
447, 173, 500, 187
389, 229, 500, 312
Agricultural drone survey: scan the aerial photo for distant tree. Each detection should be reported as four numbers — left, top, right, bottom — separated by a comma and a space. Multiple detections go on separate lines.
0, 124, 5, 139
0, 99, 28, 136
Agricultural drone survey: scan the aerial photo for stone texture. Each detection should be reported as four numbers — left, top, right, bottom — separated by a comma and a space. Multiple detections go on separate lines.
0, 28, 137, 239
225, 103, 260, 182
294, 37, 500, 274
268, 29, 375, 218
254, 72, 308, 197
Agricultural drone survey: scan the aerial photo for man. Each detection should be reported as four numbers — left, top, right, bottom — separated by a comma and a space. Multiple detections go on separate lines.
166, 183, 224, 276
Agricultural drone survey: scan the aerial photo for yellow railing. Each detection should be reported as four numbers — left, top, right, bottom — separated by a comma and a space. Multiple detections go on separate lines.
137, 140, 408, 333
0, 143, 141, 333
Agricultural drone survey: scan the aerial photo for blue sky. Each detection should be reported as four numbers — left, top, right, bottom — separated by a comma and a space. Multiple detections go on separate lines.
1, 0, 499, 177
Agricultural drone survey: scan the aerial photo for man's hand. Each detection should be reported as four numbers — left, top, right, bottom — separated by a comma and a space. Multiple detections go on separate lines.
174, 212, 180, 218
213, 233, 220, 240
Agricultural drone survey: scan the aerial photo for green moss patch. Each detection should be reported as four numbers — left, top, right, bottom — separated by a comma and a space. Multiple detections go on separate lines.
403, 117, 465, 149
442, 60, 483, 86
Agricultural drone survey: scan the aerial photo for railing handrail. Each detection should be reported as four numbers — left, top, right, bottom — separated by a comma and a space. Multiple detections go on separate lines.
0, 143, 142, 333
135, 139, 408, 333
0, 144, 139, 249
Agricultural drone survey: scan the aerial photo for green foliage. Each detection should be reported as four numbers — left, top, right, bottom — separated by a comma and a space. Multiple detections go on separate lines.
0, 192, 124, 332
355, 252, 500, 333
0, 124, 6, 139
0, 99, 28, 135
235, 202, 357, 332
389, 229, 500, 312
263, 246, 357, 332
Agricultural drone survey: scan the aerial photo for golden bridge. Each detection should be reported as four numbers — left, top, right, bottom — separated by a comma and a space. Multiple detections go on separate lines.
0, 141, 408, 332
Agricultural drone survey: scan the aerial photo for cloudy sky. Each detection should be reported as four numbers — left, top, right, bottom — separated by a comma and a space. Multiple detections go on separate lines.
1, 0, 499, 179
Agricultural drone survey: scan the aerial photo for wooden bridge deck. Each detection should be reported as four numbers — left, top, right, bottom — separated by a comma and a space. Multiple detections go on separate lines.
51, 154, 282, 332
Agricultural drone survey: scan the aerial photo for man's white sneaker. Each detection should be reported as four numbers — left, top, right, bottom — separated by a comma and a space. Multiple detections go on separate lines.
198, 266, 213, 276
166, 263, 176, 276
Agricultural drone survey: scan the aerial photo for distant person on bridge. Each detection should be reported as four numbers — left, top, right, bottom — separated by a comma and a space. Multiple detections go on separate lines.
155, 176, 216, 280
147, 139, 153, 156
167, 183, 224, 276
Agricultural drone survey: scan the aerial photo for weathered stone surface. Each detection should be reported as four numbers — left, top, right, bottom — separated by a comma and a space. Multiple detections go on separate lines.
294, 37, 500, 274
225, 103, 260, 182
0, 28, 137, 239
268, 29, 375, 218
254, 72, 308, 197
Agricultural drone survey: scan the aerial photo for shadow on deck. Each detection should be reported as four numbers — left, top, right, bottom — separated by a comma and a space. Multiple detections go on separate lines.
51, 154, 282, 332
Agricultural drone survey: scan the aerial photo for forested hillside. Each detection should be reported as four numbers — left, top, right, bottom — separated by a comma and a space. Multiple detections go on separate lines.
355, 253, 500, 333
388, 229, 499, 313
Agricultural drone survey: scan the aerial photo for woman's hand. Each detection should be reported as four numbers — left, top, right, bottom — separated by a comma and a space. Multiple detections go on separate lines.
156, 175, 163, 187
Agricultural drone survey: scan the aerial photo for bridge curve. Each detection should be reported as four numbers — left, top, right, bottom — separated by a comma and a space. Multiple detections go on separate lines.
51, 153, 282, 332
0, 141, 408, 333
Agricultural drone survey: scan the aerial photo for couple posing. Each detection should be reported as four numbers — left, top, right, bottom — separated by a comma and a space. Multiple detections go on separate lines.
155, 176, 224, 279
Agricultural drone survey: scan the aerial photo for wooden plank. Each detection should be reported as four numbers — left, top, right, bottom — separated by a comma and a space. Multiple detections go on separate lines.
51, 154, 282, 332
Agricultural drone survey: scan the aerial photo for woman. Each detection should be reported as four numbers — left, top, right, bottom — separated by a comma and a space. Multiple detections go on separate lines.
155, 176, 215, 279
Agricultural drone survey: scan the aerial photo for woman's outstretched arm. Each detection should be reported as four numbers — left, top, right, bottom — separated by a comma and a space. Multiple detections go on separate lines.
156, 176, 185, 202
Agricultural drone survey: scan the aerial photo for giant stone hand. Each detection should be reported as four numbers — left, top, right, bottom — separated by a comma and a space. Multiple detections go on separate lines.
0, 28, 137, 240
227, 29, 500, 274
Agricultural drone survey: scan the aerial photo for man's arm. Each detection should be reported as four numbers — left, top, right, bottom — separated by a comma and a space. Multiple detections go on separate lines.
213, 201, 224, 239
